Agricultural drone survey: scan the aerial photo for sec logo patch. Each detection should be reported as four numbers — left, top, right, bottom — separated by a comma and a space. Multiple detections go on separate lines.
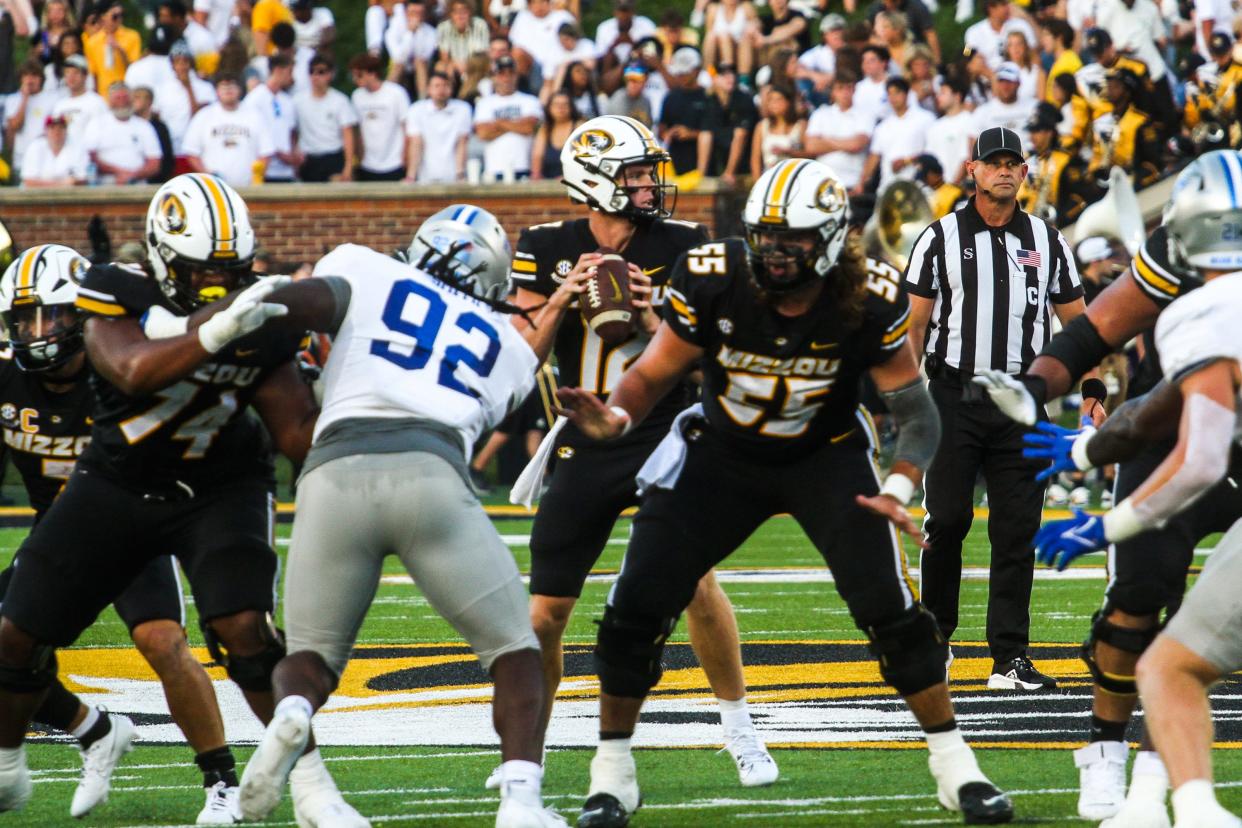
0, 404, 15, 424
552, 259, 573, 284
557, 446, 575, 459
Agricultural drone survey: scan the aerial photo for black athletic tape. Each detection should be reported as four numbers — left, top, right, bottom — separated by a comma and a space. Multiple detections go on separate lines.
1081, 378, 1108, 402
1040, 314, 1113, 384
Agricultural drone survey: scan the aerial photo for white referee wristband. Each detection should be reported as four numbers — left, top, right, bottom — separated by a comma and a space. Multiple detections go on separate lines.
1102, 498, 1145, 543
1071, 429, 1096, 472
609, 406, 633, 438
880, 473, 916, 506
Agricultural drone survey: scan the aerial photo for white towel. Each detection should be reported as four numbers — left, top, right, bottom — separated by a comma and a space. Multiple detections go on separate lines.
636, 403, 705, 496
509, 416, 569, 509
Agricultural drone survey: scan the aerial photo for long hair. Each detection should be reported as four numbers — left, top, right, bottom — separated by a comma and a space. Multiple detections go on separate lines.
827, 231, 868, 331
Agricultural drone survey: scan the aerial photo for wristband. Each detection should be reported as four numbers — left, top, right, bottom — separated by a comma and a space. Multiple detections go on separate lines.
1071, 429, 1096, 472
609, 405, 633, 437
1080, 377, 1108, 402
879, 473, 916, 506
1102, 498, 1144, 543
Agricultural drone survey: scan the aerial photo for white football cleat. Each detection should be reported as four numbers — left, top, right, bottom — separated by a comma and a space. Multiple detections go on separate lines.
196, 781, 241, 825
579, 749, 641, 828
1075, 741, 1128, 820
0, 746, 32, 813
485, 763, 504, 790
1102, 799, 1171, 828
292, 786, 370, 828
70, 712, 136, 818
239, 703, 311, 821
495, 798, 568, 827
723, 730, 778, 787
928, 743, 1013, 824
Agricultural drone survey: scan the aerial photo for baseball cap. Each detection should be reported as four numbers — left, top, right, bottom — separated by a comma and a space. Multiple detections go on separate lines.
995, 61, 1021, 83
1084, 27, 1111, 52
1106, 65, 1140, 91
149, 23, 178, 54
1025, 100, 1061, 132
557, 21, 580, 38
623, 61, 648, 79
668, 46, 703, 76
44, 114, 68, 128
973, 126, 1024, 162
914, 153, 943, 181
821, 12, 846, 32
64, 54, 89, 71
493, 55, 517, 72
1076, 236, 1114, 264
1209, 31, 1233, 56
170, 38, 193, 60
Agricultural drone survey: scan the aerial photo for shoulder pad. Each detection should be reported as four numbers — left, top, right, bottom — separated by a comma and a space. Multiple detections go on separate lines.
76, 262, 154, 318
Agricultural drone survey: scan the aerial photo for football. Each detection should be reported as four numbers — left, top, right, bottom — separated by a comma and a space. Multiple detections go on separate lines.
582, 246, 633, 345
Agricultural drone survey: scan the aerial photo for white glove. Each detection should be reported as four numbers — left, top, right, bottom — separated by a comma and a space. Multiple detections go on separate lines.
972, 369, 1038, 425
197, 276, 291, 354
141, 305, 189, 339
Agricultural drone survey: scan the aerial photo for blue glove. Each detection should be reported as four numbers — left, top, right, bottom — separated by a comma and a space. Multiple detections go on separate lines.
1023, 419, 1092, 482
1033, 508, 1107, 570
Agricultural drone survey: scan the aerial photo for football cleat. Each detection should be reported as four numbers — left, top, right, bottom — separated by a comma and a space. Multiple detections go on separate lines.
955, 781, 1015, 825
485, 763, 504, 790
577, 793, 632, 828
579, 749, 640, 828
71, 712, 136, 818
929, 743, 1013, 824
0, 746, 32, 812
497, 798, 568, 827
290, 752, 369, 828
239, 703, 311, 820
196, 781, 241, 825
1075, 741, 1128, 820
1102, 799, 1171, 828
722, 730, 779, 787
986, 656, 1058, 691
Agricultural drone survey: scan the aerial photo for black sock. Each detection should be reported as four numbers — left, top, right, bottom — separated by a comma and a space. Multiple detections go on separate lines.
195, 747, 239, 788
1088, 715, 1128, 743
923, 718, 958, 734
78, 710, 112, 749
599, 730, 633, 741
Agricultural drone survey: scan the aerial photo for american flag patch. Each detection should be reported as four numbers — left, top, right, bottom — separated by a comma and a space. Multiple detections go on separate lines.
1016, 249, 1042, 267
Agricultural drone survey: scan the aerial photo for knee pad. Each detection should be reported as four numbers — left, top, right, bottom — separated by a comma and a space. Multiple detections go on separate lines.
0, 644, 57, 694
864, 604, 948, 696
1079, 607, 1160, 696
593, 606, 677, 699
201, 614, 286, 693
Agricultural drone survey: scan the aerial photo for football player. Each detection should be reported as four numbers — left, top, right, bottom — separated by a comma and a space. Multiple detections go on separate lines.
0, 243, 246, 823
0, 174, 359, 826
236, 206, 565, 827
974, 150, 1242, 826
1028, 267, 1242, 828
509, 115, 777, 788
557, 159, 1013, 827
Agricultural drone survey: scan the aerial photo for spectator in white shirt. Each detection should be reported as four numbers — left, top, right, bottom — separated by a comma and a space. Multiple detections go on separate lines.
159, 0, 218, 77
291, 0, 335, 52
437, 0, 491, 81
595, 0, 656, 69
854, 45, 893, 124
248, 22, 314, 98
243, 53, 301, 182
1193, 0, 1233, 58
796, 13, 846, 109
926, 79, 974, 185
405, 71, 472, 183
125, 23, 177, 97
350, 52, 410, 181
183, 74, 274, 187
509, 0, 575, 81
155, 40, 215, 165
19, 114, 88, 187
365, 0, 395, 55
51, 54, 109, 148
385, 1, 438, 98
859, 76, 936, 191
1097, 0, 1168, 80
1004, 30, 1045, 103
971, 61, 1035, 147
474, 55, 543, 180
3, 59, 63, 177
89, 82, 163, 184
487, 0, 528, 35
294, 53, 357, 182
540, 21, 597, 83
803, 75, 873, 189
192, 0, 233, 49
963, 0, 1037, 69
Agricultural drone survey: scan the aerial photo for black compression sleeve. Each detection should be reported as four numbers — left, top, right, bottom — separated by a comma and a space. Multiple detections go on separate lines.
1039, 314, 1113, 385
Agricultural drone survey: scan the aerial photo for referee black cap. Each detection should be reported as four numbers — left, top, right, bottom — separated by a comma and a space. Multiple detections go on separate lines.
973, 127, 1024, 162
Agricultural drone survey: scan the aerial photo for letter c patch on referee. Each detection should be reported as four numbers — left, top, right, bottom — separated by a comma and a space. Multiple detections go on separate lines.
1027, 286, 1038, 305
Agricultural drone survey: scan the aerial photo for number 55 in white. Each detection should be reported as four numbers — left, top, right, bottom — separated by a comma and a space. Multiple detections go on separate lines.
717, 372, 835, 437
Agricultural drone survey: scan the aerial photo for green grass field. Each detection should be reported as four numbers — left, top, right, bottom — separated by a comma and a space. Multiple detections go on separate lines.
6, 513, 1242, 826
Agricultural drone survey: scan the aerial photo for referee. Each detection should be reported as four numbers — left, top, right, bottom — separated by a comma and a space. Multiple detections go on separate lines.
903, 127, 1097, 691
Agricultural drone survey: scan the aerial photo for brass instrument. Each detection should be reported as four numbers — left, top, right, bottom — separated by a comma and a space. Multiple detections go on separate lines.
1190, 75, 1230, 150
863, 180, 934, 271
1029, 160, 1057, 224
1071, 166, 1144, 255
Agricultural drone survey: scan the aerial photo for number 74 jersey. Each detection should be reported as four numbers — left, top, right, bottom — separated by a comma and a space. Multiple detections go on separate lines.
663, 238, 911, 461
311, 244, 538, 453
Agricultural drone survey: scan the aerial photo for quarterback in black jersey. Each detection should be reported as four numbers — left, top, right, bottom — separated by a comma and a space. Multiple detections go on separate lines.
0, 176, 359, 825
559, 160, 1013, 828
974, 151, 1242, 822
509, 115, 776, 789
0, 243, 240, 822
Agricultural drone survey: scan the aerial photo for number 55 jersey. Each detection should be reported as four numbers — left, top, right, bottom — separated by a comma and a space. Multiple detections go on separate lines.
663, 238, 912, 461
309, 243, 538, 458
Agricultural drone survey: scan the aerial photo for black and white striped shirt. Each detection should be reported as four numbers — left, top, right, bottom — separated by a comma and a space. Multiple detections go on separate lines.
903, 198, 1083, 375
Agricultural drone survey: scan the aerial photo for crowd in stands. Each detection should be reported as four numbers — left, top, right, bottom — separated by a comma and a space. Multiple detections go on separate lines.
0, 0, 1239, 227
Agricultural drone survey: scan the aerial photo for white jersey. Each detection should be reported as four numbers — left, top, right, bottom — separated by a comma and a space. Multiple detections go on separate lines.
311, 244, 538, 457
1156, 272, 1242, 400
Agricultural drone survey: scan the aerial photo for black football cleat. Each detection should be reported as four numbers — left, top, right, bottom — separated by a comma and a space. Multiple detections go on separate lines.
957, 781, 1014, 825
577, 793, 632, 828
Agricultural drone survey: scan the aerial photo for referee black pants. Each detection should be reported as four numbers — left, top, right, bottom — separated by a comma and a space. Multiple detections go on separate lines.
920, 375, 1046, 666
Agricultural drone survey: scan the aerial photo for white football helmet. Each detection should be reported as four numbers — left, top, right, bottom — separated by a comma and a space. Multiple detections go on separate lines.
1163, 149, 1242, 271
0, 244, 90, 372
561, 115, 674, 220
743, 159, 851, 293
406, 204, 513, 302
146, 173, 256, 311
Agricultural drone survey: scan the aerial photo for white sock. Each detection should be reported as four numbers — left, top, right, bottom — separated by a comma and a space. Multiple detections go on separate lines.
70, 706, 100, 740
276, 695, 315, 721
925, 728, 968, 757
597, 738, 632, 759
1172, 779, 1221, 823
1129, 750, 1169, 800
0, 746, 23, 767
719, 697, 753, 734
500, 759, 543, 807
290, 747, 332, 785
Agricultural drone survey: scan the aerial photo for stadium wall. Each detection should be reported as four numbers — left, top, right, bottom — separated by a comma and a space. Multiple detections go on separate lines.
0, 181, 738, 265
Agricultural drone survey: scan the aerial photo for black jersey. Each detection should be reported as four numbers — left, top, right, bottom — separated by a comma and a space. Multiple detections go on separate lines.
74, 263, 302, 493
0, 356, 91, 518
511, 217, 708, 445
1125, 224, 1203, 397
663, 238, 911, 461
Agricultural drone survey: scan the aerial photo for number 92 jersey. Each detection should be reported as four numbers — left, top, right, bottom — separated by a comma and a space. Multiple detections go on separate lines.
75, 263, 304, 493
664, 238, 911, 461
511, 217, 708, 445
